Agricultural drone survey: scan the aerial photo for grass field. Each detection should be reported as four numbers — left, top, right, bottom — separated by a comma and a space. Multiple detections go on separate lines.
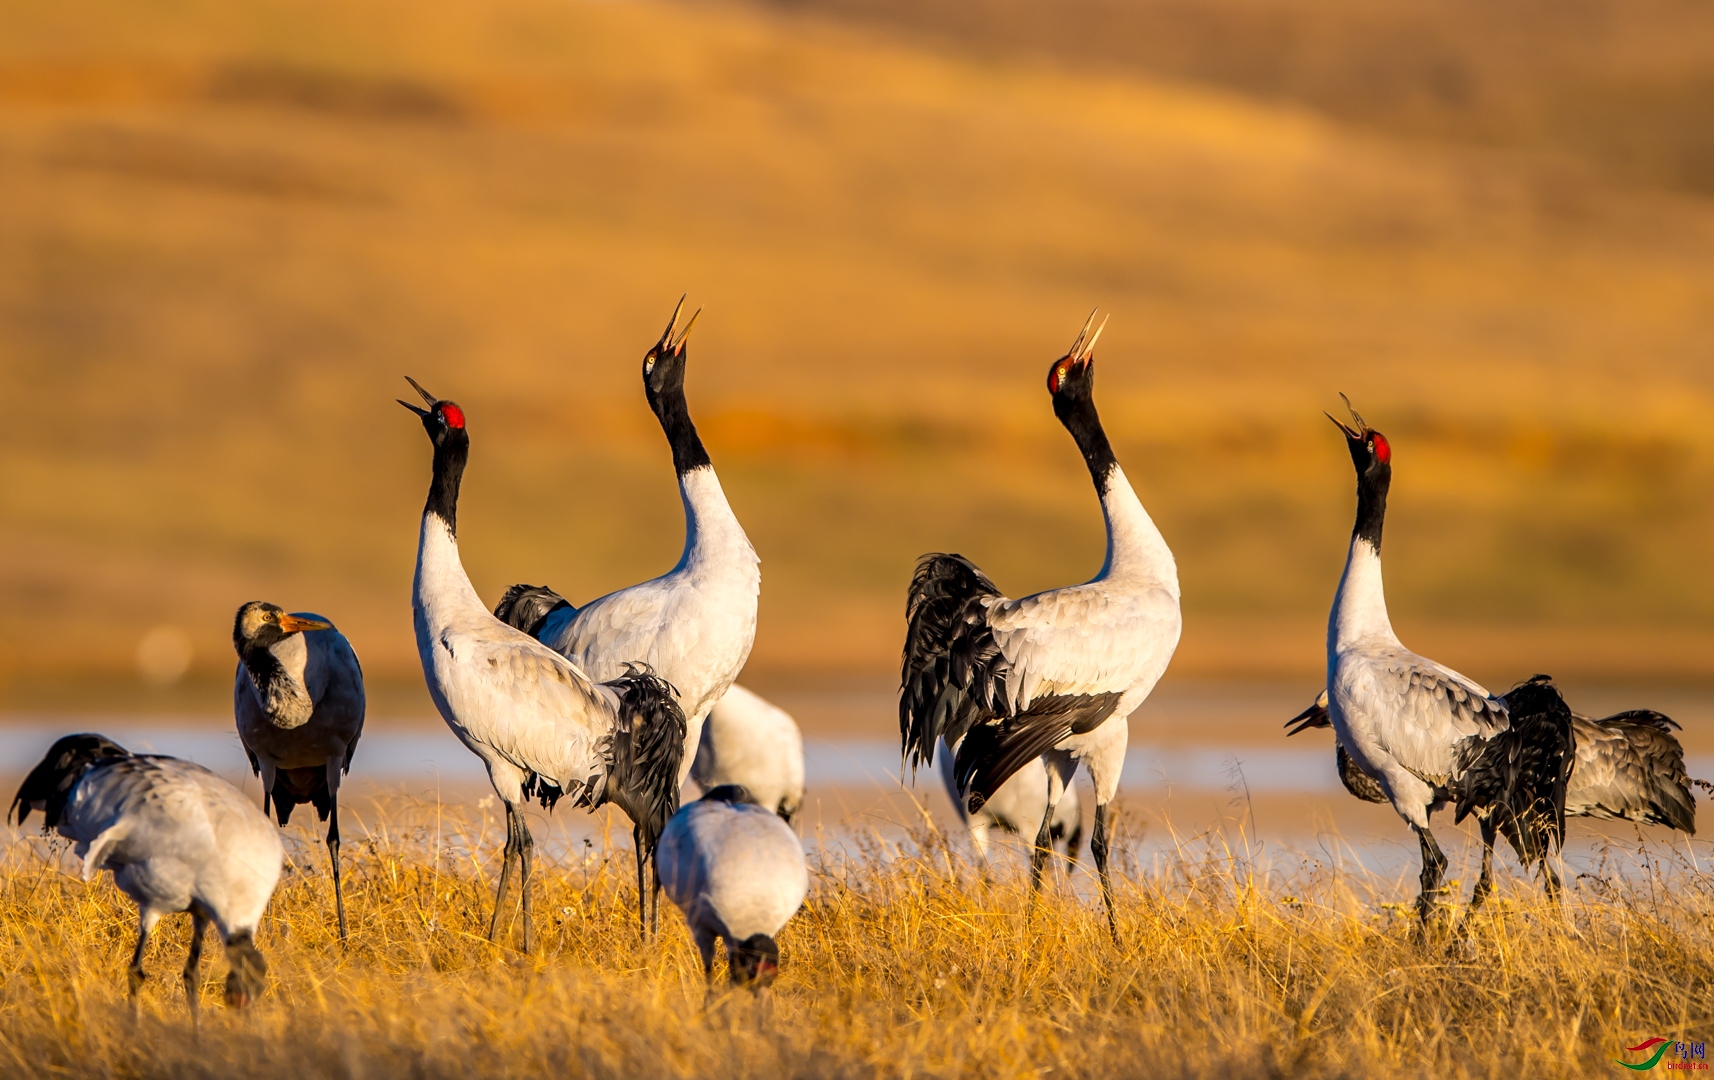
3, 0, 1714, 709
2, 799, 1710, 1078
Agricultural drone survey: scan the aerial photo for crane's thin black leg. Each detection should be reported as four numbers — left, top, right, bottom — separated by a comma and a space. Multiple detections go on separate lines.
1414, 824, 1448, 928
633, 823, 649, 939
128, 917, 151, 1001
517, 811, 535, 954
488, 802, 520, 945
1467, 817, 1498, 915
1027, 770, 1060, 902
1093, 802, 1120, 946
182, 910, 208, 1025
327, 795, 348, 944
649, 857, 662, 938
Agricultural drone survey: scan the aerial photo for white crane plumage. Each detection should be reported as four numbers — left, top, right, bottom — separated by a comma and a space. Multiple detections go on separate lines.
900, 312, 1181, 942
937, 737, 1082, 866
692, 684, 805, 822
232, 600, 365, 940
494, 300, 759, 922
500, 298, 759, 781
1287, 680, 1695, 906
10, 734, 282, 1016
400, 377, 687, 947
655, 784, 809, 988
1319, 400, 1573, 923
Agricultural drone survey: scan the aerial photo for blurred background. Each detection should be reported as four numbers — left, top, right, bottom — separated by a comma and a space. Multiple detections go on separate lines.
2, 0, 1713, 781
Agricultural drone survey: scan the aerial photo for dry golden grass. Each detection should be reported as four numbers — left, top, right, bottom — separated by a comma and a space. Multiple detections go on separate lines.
2, 799, 1711, 1077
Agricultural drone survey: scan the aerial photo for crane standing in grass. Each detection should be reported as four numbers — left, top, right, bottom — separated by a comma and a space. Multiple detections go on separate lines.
1287, 680, 1696, 907
900, 312, 1182, 944
232, 600, 365, 941
11, 733, 282, 1018
402, 377, 687, 949
495, 298, 760, 930
1317, 399, 1574, 925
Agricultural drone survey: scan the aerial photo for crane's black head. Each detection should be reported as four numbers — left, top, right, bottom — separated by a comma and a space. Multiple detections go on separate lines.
701, 784, 754, 805
727, 933, 780, 988
1284, 689, 1331, 736
233, 601, 332, 656
397, 376, 468, 449
223, 931, 268, 1009
1327, 395, 1391, 548
1046, 310, 1117, 491
399, 376, 471, 530
641, 296, 712, 474
10, 733, 131, 829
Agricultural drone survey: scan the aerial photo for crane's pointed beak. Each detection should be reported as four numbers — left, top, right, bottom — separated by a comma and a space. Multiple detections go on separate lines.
398, 399, 430, 417
278, 615, 333, 634
1283, 691, 1331, 735
669, 307, 701, 354
404, 376, 439, 407
658, 294, 687, 350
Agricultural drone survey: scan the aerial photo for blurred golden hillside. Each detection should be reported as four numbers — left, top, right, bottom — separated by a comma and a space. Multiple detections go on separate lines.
2, 0, 1714, 710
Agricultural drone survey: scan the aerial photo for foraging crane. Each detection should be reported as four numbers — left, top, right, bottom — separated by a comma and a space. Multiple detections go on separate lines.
11, 733, 282, 1016
401, 377, 687, 947
1287, 679, 1695, 906
692, 684, 805, 823
504, 298, 759, 794
936, 737, 1082, 866
655, 784, 809, 988
1318, 400, 1573, 923
899, 312, 1181, 943
232, 600, 365, 941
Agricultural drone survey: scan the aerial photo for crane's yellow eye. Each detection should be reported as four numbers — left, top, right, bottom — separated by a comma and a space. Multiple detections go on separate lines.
645, 354, 656, 374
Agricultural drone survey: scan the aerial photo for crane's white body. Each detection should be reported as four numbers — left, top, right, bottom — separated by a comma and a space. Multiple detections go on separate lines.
233, 616, 365, 809
937, 737, 1080, 859
1326, 538, 1509, 831
656, 795, 807, 974
538, 467, 760, 788
415, 515, 625, 808
977, 466, 1180, 806
691, 683, 804, 821
61, 756, 283, 946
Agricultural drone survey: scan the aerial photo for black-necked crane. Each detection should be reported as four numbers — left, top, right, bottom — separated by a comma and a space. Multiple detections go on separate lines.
936, 736, 1082, 866
691, 684, 804, 823
899, 312, 1181, 943
495, 299, 759, 918
655, 784, 808, 989
1287, 678, 1695, 907
1318, 399, 1574, 924
232, 600, 365, 941
10, 733, 282, 1017
400, 377, 687, 948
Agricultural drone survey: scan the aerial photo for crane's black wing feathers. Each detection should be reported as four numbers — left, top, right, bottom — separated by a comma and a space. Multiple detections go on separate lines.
952, 692, 1123, 811
900, 554, 1008, 771
1454, 674, 1574, 862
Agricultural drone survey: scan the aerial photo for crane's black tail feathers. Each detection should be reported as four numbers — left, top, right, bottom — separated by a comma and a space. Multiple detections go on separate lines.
1595, 708, 1695, 834
268, 767, 336, 826
10, 733, 132, 829
597, 664, 688, 858
953, 692, 1122, 811
1454, 674, 1574, 863
900, 554, 1007, 774
493, 583, 573, 639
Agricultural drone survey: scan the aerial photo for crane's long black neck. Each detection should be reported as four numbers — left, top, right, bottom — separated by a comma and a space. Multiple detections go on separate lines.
1352, 463, 1390, 550
425, 432, 469, 534
1053, 394, 1118, 495
652, 386, 712, 476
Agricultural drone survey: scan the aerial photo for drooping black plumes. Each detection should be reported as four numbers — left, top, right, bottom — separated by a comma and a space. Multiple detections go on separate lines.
597, 664, 689, 857
1453, 674, 1575, 864
953, 692, 1123, 812
11, 733, 132, 828
493, 583, 572, 639
899, 553, 1006, 771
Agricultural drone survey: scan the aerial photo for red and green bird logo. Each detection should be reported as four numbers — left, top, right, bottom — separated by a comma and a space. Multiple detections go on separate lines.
1615, 1038, 1673, 1071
